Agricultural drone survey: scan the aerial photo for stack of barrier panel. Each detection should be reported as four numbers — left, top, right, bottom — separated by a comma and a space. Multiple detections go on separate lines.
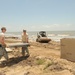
61, 38, 75, 62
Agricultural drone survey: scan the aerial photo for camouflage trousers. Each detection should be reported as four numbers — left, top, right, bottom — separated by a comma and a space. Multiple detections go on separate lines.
22, 45, 29, 56
0, 44, 8, 60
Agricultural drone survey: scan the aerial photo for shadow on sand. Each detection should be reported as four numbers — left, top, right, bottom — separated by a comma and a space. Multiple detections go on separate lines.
0, 56, 29, 67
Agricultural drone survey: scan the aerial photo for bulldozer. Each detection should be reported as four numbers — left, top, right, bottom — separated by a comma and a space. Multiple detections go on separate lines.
36, 31, 51, 43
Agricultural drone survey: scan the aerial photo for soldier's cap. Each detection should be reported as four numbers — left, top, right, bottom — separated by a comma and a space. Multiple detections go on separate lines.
1, 27, 6, 31
23, 30, 26, 32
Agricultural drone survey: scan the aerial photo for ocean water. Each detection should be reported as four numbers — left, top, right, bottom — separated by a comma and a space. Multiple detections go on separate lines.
5, 31, 75, 42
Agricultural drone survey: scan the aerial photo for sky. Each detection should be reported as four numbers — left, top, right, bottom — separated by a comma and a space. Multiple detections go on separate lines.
0, 0, 75, 32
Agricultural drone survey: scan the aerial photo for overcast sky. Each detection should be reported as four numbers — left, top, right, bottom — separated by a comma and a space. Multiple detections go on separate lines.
0, 0, 75, 32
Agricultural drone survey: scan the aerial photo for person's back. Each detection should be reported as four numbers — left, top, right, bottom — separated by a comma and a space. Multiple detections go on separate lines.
21, 30, 29, 57
22, 32, 28, 43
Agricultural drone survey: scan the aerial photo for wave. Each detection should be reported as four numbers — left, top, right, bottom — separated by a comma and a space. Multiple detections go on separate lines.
48, 34, 56, 37
57, 34, 70, 37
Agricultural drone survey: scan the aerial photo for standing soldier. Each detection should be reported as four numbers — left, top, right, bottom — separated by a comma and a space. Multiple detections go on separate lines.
21, 30, 30, 57
0, 27, 8, 61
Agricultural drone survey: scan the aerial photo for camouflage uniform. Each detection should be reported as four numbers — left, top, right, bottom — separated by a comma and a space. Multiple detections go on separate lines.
0, 44, 8, 60
0, 33, 8, 60
22, 33, 29, 56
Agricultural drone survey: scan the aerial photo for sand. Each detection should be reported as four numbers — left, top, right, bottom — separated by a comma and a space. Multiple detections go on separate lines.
0, 39, 75, 75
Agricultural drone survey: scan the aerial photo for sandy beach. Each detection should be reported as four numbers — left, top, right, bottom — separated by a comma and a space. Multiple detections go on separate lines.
0, 0, 75, 74
0, 38, 75, 75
